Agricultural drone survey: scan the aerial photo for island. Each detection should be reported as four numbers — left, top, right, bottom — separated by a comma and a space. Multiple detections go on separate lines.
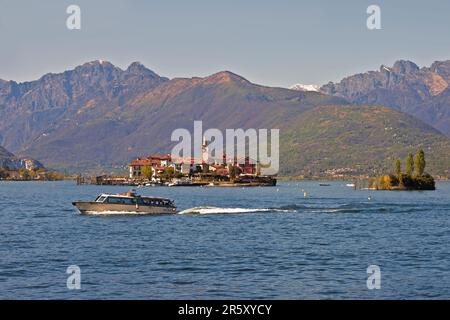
370, 149, 436, 190
77, 153, 277, 187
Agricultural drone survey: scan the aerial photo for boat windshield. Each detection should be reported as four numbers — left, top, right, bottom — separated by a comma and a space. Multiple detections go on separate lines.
95, 196, 107, 203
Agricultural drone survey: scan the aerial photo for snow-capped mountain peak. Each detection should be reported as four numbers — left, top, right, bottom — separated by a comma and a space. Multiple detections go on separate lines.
289, 83, 320, 92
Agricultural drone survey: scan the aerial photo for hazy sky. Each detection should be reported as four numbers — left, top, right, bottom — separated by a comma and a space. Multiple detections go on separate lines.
1, 0, 450, 87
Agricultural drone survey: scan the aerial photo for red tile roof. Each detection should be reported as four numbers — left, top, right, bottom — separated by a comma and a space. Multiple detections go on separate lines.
149, 154, 171, 160
130, 158, 153, 166
130, 157, 164, 166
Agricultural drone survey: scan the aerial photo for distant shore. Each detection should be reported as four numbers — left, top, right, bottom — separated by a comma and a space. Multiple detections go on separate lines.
278, 175, 449, 181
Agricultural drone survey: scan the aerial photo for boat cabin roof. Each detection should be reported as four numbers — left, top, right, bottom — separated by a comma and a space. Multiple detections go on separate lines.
96, 193, 172, 201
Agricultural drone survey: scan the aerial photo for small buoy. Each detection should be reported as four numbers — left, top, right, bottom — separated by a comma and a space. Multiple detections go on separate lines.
368, 196, 372, 201
277, 188, 279, 192
304, 192, 307, 197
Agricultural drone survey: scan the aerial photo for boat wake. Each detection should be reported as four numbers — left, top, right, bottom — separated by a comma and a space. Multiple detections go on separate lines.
178, 206, 293, 215
81, 203, 376, 216
178, 202, 380, 215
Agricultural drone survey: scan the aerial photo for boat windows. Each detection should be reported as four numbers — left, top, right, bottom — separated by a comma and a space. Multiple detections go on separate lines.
139, 198, 172, 207
106, 197, 135, 205
92, 194, 173, 207
141, 198, 155, 206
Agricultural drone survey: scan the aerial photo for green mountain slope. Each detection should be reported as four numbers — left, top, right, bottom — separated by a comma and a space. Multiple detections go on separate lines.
280, 105, 450, 176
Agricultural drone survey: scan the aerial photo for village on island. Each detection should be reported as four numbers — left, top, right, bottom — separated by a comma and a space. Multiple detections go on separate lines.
78, 139, 277, 187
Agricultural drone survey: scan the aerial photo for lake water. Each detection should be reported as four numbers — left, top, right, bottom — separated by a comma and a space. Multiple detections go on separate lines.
0, 180, 449, 299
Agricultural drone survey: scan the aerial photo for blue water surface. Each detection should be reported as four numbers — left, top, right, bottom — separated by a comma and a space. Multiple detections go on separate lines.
0, 180, 449, 299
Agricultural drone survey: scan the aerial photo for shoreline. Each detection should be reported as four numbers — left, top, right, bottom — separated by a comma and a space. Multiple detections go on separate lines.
2, 178, 449, 184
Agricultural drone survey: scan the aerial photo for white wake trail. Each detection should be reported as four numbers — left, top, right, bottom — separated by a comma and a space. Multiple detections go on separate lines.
178, 206, 292, 215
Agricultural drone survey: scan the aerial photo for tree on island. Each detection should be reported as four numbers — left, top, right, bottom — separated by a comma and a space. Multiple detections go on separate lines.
160, 167, 175, 181
141, 165, 153, 180
228, 164, 238, 181
394, 159, 402, 180
18, 168, 31, 180
405, 153, 414, 176
414, 149, 426, 177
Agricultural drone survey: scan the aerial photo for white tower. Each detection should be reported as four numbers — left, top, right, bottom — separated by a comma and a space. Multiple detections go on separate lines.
201, 137, 209, 163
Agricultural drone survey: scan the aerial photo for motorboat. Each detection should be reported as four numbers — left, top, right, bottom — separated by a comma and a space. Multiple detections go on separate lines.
72, 191, 177, 215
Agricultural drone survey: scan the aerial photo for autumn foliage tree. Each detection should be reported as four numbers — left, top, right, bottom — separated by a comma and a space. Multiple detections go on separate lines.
141, 165, 153, 180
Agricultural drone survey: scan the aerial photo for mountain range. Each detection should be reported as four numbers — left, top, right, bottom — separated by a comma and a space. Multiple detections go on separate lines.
321, 60, 450, 136
0, 59, 449, 176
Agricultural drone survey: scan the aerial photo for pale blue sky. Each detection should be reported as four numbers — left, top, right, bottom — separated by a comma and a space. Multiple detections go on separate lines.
1, 0, 450, 87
